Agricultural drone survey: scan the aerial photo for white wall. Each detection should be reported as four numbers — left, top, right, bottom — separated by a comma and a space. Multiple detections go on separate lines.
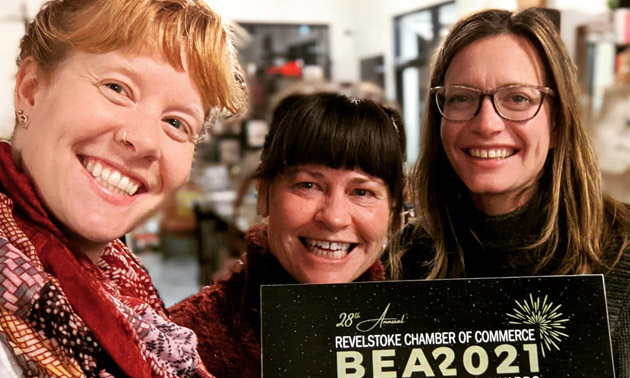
0, 1, 41, 139
0, 23, 22, 139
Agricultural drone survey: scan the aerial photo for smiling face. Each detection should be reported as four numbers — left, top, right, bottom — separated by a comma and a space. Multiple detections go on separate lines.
260, 165, 391, 284
440, 33, 554, 215
13, 49, 204, 258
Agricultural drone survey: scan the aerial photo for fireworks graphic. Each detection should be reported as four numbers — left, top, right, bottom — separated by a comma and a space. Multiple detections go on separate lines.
507, 294, 569, 357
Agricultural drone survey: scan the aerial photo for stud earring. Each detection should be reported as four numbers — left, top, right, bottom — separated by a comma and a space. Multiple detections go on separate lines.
17, 110, 28, 125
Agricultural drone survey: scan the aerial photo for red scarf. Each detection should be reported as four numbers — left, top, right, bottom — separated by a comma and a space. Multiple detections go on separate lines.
0, 142, 211, 377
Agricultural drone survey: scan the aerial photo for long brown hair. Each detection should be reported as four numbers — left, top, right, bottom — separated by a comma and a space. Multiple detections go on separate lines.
389, 8, 630, 279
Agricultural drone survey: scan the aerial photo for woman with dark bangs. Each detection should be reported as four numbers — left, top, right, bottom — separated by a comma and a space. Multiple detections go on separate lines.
170, 92, 406, 378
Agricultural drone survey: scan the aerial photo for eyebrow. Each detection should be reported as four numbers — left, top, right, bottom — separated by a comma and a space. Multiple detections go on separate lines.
447, 82, 542, 89
350, 176, 383, 185
287, 167, 385, 185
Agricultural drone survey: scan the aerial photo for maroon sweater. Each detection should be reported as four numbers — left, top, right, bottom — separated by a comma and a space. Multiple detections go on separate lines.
169, 224, 385, 378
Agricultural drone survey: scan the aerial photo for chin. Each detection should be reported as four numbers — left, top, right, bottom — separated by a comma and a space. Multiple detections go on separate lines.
67, 222, 127, 245
304, 270, 356, 284
80, 208, 146, 240
462, 178, 512, 195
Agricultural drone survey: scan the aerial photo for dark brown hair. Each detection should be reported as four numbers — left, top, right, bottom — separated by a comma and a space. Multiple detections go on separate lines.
256, 93, 407, 233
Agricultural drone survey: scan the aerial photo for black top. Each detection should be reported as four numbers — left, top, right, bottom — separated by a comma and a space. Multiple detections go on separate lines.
396, 200, 630, 377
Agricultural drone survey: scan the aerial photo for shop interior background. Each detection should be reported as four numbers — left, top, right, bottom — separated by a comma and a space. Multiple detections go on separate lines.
1, 0, 629, 306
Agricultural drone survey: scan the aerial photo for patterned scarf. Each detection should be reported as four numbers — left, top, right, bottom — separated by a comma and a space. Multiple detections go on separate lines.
0, 142, 212, 378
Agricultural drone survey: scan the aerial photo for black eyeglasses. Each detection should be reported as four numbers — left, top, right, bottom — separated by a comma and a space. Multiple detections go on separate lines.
430, 84, 555, 122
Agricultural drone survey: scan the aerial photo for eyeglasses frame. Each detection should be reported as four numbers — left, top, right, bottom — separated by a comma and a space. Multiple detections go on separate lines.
430, 84, 556, 122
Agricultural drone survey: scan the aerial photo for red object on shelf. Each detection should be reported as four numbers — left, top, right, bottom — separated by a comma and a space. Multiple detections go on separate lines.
266, 60, 303, 77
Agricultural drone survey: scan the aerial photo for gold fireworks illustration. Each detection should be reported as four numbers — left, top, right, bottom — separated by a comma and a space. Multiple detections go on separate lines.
507, 294, 569, 357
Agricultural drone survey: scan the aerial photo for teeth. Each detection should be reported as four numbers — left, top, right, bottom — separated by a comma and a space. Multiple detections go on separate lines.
469, 148, 513, 159
83, 158, 141, 196
304, 238, 352, 259
92, 162, 103, 177
309, 247, 347, 260
108, 171, 121, 186
101, 167, 111, 182
119, 176, 130, 191
127, 183, 139, 195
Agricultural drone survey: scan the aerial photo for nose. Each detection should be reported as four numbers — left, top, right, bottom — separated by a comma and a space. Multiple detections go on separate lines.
117, 113, 161, 162
314, 190, 352, 231
470, 96, 505, 136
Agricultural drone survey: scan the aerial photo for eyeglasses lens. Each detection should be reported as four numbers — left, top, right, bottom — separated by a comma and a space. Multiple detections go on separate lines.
436, 86, 544, 122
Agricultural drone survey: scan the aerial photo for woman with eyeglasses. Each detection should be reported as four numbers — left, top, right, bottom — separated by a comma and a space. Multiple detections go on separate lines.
388, 8, 630, 375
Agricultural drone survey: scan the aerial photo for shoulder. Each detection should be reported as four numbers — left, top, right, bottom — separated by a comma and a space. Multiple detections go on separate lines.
168, 269, 261, 378
169, 270, 247, 327
600, 198, 630, 270
605, 247, 630, 376
595, 200, 630, 328
603, 198, 630, 239
603, 230, 630, 339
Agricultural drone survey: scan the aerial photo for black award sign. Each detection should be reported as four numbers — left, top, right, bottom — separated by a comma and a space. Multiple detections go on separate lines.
261, 275, 614, 377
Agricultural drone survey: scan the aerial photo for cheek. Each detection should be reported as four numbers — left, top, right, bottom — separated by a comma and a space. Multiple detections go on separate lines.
440, 125, 460, 166
533, 104, 554, 148
162, 145, 195, 190
440, 121, 455, 148
268, 194, 307, 231
359, 205, 391, 241
266, 197, 305, 264
267, 189, 295, 230
525, 118, 553, 156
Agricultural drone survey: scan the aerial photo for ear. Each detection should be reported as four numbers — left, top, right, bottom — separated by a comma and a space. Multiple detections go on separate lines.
14, 57, 42, 114
256, 180, 269, 217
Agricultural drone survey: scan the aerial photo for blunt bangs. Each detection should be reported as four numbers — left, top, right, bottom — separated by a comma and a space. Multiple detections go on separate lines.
261, 93, 403, 198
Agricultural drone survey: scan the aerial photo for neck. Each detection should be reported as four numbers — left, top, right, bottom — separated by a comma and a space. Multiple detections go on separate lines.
67, 235, 108, 263
470, 185, 537, 216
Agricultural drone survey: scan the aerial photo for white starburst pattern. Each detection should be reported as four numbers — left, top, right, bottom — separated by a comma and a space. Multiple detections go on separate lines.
507, 294, 569, 357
